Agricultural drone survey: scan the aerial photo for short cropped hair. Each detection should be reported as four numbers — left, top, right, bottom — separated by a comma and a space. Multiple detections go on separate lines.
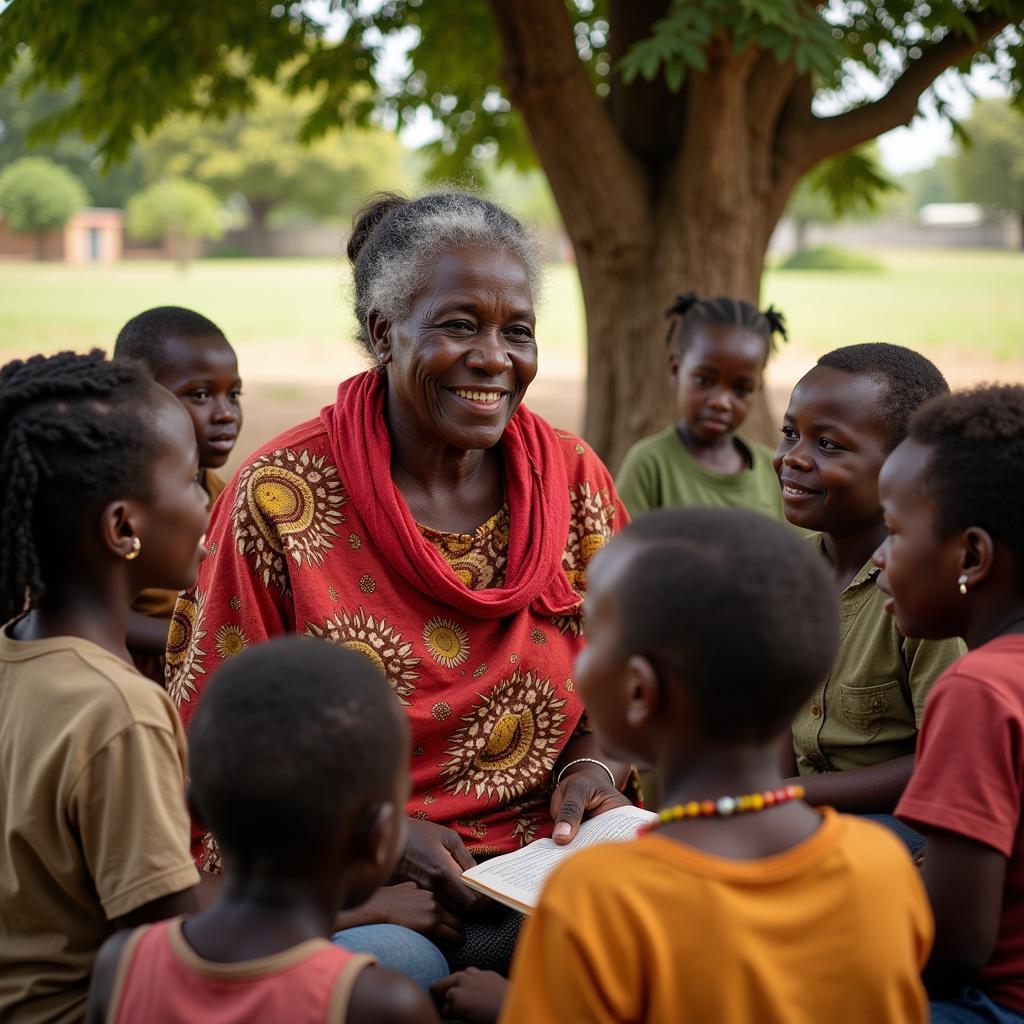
911, 385, 1024, 588
113, 306, 228, 375
609, 508, 839, 742
188, 636, 407, 865
817, 342, 949, 451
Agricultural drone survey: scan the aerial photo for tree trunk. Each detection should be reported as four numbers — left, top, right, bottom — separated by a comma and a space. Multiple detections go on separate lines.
34, 231, 47, 261
795, 218, 810, 254
247, 198, 273, 257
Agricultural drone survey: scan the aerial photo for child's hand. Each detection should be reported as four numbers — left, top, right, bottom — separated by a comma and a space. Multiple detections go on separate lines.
361, 881, 465, 945
432, 968, 507, 1024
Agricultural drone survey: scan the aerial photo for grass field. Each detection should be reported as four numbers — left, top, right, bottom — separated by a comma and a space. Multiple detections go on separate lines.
1, 249, 1022, 381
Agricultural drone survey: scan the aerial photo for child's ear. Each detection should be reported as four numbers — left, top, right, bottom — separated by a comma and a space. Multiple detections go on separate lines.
959, 526, 995, 589
99, 500, 142, 561
667, 350, 681, 385
353, 800, 398, 869
624, 655, 661, 728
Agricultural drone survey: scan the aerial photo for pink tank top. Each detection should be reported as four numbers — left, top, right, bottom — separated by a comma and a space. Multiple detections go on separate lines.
109, 918, 373, 1024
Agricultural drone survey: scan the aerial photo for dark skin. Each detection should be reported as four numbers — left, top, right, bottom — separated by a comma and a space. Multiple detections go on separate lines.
670, 324, 768, 475
875, 437, 1024, 993
773, 365, 914, 811
126, 334, 243, 658
367, 244, 630, 922
436, 541, 825, 1024
9, 384, 209, 926
87, 729, 440, 1024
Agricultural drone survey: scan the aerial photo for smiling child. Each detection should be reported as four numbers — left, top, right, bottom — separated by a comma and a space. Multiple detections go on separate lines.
113, 306, 243, 682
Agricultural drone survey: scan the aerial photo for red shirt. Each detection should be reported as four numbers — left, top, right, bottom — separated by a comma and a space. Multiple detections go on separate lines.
897, 635, 1024, 1013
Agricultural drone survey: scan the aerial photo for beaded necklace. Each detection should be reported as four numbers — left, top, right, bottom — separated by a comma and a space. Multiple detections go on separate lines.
641, 784, 805, 833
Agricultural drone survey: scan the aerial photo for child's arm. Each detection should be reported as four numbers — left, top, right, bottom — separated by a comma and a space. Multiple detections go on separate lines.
432, 969, 507, 1024
788, 753, 915, 813
85, 930, 134, 1024
348, 965, 440, 1023
124, 609, 171, 655
920, 828, 1007, 995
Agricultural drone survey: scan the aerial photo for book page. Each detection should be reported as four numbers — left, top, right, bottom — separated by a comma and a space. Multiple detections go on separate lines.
461, 805, 657, 913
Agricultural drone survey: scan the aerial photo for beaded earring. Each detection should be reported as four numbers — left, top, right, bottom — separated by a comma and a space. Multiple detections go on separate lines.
957, 573, 968, 595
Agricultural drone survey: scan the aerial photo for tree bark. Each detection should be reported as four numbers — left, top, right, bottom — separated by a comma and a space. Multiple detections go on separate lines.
487, 1, 1012, 470
247, 197, 274, 257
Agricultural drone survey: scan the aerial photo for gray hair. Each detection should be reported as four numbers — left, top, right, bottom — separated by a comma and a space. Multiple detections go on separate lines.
346, 190, 542, 352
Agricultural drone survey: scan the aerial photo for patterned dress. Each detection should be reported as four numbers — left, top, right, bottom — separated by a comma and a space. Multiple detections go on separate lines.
168, 371, 626, 868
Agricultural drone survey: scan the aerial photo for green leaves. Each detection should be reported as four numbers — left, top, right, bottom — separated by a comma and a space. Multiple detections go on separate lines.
797, 146, 902, 220
0, 155, 88, 233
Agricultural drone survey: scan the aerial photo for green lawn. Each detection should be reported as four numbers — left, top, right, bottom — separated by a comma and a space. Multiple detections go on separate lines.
1, 249, 1022, 364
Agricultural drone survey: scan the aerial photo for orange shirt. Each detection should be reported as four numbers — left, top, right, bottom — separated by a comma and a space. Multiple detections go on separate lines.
110, 918, 373, 1024
500, 809, 932, 1024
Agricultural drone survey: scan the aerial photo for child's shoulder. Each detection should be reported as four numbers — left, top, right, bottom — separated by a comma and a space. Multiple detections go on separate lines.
620, 425, 680, 466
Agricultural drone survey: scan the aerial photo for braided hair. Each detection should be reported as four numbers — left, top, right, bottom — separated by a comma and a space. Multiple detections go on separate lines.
0, 350, 160, 623
664, 293, 788, 360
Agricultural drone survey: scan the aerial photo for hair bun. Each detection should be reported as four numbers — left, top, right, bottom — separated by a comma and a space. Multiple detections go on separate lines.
346, 192, 409, 266
762, 304, 789, 343
664, 291, 701, 320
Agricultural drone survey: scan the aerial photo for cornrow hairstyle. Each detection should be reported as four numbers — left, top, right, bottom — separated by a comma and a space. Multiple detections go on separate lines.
189, 636, 407, 865
611, 507, 838, 741
346, 190, 542, 355
0, 350, 162, 623
664, 292, 788, 360
910, 385, 1024, 589
113, 306, 228, 375
817, 343, 949, 452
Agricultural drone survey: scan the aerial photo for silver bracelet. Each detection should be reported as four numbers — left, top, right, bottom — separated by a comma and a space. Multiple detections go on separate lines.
556, 757, 617, 789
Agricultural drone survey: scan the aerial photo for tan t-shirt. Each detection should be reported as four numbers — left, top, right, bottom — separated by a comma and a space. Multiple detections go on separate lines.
0, 629, 198, 1024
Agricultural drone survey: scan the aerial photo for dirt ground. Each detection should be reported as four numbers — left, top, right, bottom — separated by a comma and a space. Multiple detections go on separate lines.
223, 344, 1024, 477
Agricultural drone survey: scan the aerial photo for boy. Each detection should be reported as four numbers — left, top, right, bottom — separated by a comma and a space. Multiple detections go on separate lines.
497, 509, 932, 1023
774, 343, 964, 817
113, 306, 243, 681
86, 636, 439, 1023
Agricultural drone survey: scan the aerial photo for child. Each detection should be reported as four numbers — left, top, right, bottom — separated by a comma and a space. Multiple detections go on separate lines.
0, 351, 208, 1022
495, 508, 932, 1023
113, 306, 243, 682
616, 293, 787, 521
86, 636, 439, 1024
774, 343, 964, 817
875, 386, 1024, 1021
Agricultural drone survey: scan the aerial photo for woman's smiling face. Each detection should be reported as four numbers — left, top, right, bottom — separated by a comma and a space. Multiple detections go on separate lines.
371, 244, 538, 454
773, 364, 893, 536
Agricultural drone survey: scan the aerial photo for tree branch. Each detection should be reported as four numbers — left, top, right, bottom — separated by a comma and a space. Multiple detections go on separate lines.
781, 10, 1012, 174
487, 0, 650, 257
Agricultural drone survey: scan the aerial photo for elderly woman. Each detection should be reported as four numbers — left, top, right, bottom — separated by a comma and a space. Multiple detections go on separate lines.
167, 190, 631, 978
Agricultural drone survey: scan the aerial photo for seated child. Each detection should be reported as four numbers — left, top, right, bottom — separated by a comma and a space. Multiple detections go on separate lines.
496, 508, 932, 1023
113, 306, 243, 682
616, 293, 787, 521
875, 386, 1024, 1022
775, 343, 965, 816
85, 636, 439, 1024
0, 351, 208, 1022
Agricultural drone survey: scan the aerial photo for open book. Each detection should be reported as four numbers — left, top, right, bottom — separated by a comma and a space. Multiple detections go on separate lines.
461, 805, 657, 914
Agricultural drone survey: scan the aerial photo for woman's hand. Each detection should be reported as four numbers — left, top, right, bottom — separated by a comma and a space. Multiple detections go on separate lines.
550, 766, 632, 845
432, 968, 508, 1024
350, 882, 465, 945
396, 818, 491, 917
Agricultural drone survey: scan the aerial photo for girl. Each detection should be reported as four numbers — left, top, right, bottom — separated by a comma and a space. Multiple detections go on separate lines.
878, 386, 1024, 1022
0, 351, 209, 1022
616, 293, 787, 521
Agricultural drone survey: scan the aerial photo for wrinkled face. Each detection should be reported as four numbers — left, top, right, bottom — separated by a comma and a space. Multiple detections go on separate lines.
875, 438, 964, 640
773, 365, 892, 536
574, 544, 647, 766
375, 245, 538, 452
134, 386, 210, 592
671, 325, 766, 442
153, 335, 243, 470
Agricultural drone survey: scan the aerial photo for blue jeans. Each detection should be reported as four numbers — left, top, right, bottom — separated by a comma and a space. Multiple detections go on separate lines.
332, 924, 449, 990
862, 813, 926, 856
932, 988, 1024, 1022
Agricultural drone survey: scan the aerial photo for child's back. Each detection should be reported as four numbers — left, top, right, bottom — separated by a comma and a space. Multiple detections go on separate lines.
502, 811, 929, 1023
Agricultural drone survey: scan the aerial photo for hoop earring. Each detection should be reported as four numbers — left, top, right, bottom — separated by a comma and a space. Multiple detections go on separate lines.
957, 573, 968, 596
125, 537, 142, 561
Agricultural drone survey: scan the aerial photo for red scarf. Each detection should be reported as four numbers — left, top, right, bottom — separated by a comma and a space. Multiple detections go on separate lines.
320, 371, 579, 619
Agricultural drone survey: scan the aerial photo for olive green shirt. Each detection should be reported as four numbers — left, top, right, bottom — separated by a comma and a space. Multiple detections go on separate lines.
616, 426, 785, 521
794, 536, 967, 776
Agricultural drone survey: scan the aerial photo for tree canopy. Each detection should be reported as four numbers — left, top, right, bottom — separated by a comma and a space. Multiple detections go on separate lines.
125, 178, 223, 267
952, 98, 1024, 231
0, 155, 88, 257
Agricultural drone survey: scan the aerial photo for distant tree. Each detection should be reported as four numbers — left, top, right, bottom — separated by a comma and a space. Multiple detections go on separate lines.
140, 84, 409, 255
0, 56, 144, 208
126, 179, 223, 268
900, 156, 957, 210
0, 155, 88, 258
953, 99, 1024, 245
